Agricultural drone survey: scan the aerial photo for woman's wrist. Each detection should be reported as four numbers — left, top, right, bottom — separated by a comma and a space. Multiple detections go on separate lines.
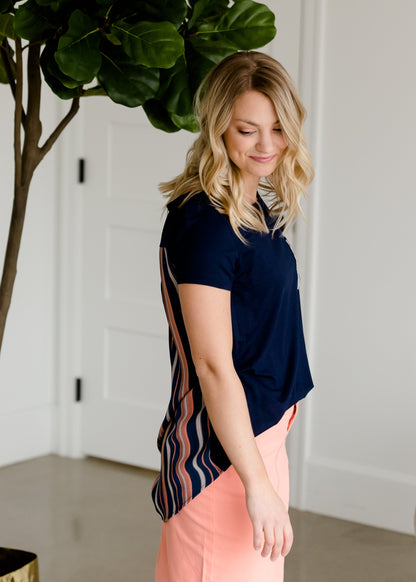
240, 463, 270, 494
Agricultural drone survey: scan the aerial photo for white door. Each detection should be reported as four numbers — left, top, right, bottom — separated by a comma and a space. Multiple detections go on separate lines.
81, 98, 194, 469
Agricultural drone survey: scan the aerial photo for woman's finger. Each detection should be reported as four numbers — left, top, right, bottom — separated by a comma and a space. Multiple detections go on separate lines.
270, 529, 283, 561
252, 522, 263, 552
261, 526, 275, 558
281, 522, 294, 557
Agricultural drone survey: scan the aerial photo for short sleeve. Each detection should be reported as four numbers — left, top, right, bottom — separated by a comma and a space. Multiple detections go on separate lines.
170, 208, 239, 291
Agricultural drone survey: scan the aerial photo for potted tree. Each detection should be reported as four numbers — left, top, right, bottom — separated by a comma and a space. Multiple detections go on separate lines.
0, 0, 276, 352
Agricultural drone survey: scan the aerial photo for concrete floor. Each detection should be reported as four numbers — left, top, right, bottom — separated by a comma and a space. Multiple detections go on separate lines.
0, 455, 415, 581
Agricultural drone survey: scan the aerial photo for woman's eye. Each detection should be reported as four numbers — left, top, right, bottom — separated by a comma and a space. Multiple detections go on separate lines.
274, 128, 282, 133
238, 130, 253, 135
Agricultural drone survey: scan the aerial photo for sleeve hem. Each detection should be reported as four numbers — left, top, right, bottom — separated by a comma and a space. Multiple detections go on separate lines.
176, 278, 233, 291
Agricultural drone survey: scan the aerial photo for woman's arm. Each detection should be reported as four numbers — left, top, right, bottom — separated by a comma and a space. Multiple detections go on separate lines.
179, 283, 293, 561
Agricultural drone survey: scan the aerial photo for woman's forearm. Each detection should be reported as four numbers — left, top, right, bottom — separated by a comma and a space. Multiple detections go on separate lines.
197, 362, 293, 559
196, 363, 269, 491
178, 283, 293, 559
178, 282, 268, 490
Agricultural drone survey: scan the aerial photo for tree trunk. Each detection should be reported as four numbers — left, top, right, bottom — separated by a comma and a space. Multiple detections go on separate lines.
0, 182, 31, 350
0, 37, 79, 354
0, 95, 80, 354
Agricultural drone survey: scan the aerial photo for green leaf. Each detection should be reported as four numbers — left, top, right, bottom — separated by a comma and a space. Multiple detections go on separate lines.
187, 0, 229, 30
160, 38, 231, 129
143, 99, 181, 133
0, 0, 12, 14
35, 0, 59, 8
125, 0, 188, 28
170, 111, 199, 132
14, 0, 57, 41
89, 0, 113, 18
54, 0, 83, 11
195, 0, 276, 50
111, 20, 184, 68
105, 31, 122, 46
0, 36, 15, 83
40, 40, 81, 99
34, 0, 77, 17
0, 12, 15, 39
55, 9, 101, 82
158, 55, 193, 119
95, 0, 133, 19
98, 43, 160, 107
145, 93, 199, 132
0, 54, 8, 83
186, 37, 235, 92
82, 85, 107, 97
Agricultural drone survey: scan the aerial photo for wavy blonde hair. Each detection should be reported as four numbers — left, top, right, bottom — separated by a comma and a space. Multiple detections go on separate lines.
160, 51, 313, 239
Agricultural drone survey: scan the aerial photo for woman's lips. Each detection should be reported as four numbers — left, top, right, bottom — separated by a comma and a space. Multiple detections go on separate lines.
249, 155, 276, 163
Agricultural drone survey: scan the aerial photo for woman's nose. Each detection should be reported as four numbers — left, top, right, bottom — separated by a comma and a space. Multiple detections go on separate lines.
256, 131, 273, 152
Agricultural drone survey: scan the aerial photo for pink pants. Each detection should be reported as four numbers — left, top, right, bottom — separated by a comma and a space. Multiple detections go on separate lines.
155, 403, 298, 582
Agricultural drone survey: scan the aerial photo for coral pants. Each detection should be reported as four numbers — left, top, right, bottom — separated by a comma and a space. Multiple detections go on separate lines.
154, 403, 298, 582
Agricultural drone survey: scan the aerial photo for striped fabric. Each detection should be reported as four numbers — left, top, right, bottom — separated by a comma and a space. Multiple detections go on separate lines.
152, 248, 224, 521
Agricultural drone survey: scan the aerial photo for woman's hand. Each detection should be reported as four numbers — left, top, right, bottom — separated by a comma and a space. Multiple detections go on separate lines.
245, 479, 293, 561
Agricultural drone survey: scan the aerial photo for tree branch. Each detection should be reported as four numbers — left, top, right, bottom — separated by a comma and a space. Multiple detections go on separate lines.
0, 38, 27, 126
38, 96, 80, 162
21, 43, 43, 183
22, 37, 54, 52
26, 44, 42, 130
14, 37, 23, 188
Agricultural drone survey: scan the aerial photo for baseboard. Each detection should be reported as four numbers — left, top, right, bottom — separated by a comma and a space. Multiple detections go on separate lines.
303, 455, 416, 535
0, 405, 53, 468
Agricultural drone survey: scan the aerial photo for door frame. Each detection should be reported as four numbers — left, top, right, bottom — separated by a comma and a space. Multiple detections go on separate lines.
285, 0, 324, 509
54, 104, 85, 459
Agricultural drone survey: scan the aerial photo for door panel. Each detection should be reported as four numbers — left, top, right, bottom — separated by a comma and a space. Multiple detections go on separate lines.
81, 99, 194, 469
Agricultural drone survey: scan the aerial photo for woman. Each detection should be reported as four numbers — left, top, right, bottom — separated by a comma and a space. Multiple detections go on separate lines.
152, 51, 314, 582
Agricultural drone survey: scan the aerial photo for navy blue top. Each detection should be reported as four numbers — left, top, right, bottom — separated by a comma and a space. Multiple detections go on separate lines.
152, 191, 313, 520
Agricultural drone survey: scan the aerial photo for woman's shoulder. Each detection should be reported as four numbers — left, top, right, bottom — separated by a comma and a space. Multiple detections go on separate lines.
167, 191, 223, 218
167, 192, 233, 233
163, 193, 241, 287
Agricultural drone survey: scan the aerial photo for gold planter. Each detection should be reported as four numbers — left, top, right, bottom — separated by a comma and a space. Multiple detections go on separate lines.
0, 549, 39, 582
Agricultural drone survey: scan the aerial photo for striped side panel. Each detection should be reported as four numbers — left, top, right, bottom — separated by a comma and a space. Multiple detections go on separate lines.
152, 248, 222, 520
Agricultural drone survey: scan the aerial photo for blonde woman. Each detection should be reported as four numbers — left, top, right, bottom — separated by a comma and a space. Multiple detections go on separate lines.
152, 51, 314, 582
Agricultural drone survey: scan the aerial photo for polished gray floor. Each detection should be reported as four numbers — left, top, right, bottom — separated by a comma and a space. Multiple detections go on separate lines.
0, 455, 415, 581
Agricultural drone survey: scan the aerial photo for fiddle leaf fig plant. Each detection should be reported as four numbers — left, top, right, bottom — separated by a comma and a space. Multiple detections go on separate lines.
0, 0, 276, 351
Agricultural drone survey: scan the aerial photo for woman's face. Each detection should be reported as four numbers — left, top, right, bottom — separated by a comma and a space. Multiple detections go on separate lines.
223, 90, 287, 202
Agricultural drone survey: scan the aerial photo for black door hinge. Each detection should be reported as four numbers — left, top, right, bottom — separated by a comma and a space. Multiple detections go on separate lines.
78, 158, 85, 183
75, 378, 82, 402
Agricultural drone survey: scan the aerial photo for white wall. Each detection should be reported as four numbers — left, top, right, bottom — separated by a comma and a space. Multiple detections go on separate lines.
0, 83, 59, 465
298, 0, 416, 535
263, 0, 302, 82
